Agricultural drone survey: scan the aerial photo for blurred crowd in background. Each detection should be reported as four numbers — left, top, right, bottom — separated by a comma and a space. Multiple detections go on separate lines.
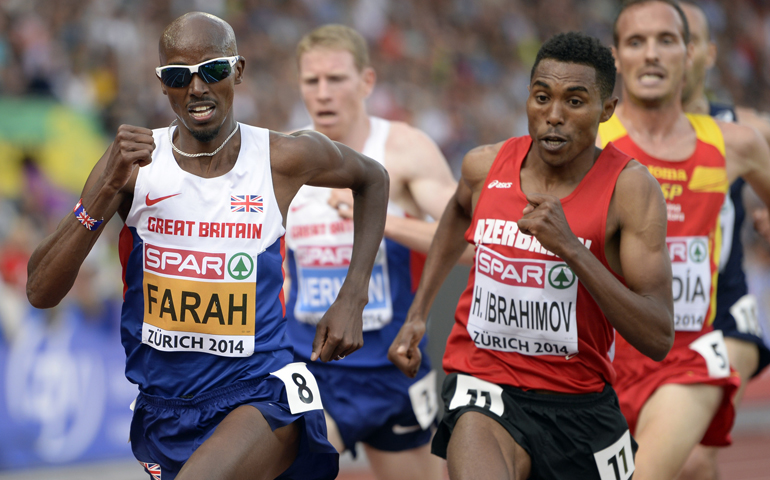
1, 0, 770, 470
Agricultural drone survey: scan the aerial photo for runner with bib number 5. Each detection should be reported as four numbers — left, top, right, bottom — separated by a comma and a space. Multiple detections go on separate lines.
389, 32, 674, 480
598, 1, 770, 478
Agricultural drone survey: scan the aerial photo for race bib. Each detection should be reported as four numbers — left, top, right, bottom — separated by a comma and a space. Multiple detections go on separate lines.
448, 374, 505, 417
271, 362, 324, 414
467, 245, 579, 356
408, 370, 438, 430
729, 294, 762, 336
593, 430, 635, 480
689, 330, 731, 379
141, 244, 256, 357
668, 237, 712, 331
293, 242, 393, 331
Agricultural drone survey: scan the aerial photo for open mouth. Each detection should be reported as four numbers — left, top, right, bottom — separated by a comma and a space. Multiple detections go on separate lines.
541, 136, 567, 151
639, 72, 665, 86
189, 104, 215, 121
316, 110, 336, 119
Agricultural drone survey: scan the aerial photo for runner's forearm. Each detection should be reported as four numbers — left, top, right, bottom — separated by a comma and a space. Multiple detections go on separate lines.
408, 195, 472, 320
27, 183, 122, 308
560, 241, 674, 361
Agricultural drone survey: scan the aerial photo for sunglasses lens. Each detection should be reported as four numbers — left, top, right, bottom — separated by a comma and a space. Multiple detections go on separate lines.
160, 68, 192, 88
199, 60, 232, 83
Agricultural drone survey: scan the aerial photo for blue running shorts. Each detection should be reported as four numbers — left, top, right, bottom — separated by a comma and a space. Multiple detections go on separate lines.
130, 363, 338, 480
307, 360, 438, 455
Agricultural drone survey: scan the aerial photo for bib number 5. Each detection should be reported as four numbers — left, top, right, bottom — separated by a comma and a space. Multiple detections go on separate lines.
593, 430, 635, 480
689, 330, 731, 379
448, 374, 504, 417
271, 362, 323, 414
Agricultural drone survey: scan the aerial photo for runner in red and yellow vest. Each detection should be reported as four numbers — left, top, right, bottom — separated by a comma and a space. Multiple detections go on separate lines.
442, 135, 632, 394
598, 113, 740, 446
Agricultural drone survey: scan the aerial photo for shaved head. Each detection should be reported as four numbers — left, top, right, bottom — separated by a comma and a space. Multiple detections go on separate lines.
160, 12, 237, 62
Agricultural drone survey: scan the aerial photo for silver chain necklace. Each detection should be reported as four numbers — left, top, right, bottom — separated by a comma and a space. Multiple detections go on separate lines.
168, 119, 239, 158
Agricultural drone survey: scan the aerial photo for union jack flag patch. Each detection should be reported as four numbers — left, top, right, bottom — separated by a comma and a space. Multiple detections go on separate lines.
230, 194, 263, 213
140, 461, 162, 480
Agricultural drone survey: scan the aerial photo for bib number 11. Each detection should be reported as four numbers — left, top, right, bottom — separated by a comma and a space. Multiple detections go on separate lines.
448, 374, 504, 417
593, 430, 635, 480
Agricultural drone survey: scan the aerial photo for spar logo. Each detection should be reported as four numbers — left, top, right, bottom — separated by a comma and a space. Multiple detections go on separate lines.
145, 244, 225, 279
668, 240, 687, 263
228, 253, 254, 280
296, 245, 353, 267
477, 249, 544, 288
689, 239, 708, 263
548, 264, 575, 289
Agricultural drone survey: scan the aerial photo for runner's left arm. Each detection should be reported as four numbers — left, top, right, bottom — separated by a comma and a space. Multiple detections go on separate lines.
272, 130, 389, 362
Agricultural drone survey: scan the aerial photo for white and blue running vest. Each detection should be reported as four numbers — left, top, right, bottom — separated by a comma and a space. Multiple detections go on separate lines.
285, 117, 429, 368
120, 123, 292, 398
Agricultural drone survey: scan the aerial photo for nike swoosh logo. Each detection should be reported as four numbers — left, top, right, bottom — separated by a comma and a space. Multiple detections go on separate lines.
392, 424, 422, 435
146, 193, 181, 206
290, 204, 308, 212
565, 353, 578, 360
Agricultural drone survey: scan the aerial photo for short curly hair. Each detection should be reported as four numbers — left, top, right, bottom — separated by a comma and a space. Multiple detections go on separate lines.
530, 32, 616, 100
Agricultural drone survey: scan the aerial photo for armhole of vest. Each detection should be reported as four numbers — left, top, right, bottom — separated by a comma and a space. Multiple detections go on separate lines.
598, 148, 632, 277
687, 113, 726, 157
482, 137, 522, 189
261, 127, 286, 233
467, 137, 520, 240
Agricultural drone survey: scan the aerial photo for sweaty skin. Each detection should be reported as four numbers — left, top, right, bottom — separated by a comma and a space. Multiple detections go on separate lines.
26, 13, 388, 480
389, 57, 673, 479
677, 3, 770, 480
294, 38, 451, 480
601, 2, 770, 479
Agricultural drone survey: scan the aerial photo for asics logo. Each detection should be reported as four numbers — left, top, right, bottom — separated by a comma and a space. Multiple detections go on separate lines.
488, 180, 512, 189
146, 193, 181, 206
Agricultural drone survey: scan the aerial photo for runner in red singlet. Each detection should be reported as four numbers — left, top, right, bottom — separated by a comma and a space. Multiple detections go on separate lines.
599, 1, 770, 479
389, 31, 674, 480
677, 3, 770, 478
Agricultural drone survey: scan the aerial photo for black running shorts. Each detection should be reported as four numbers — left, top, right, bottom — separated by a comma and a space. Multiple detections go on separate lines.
432, 373, 637, 480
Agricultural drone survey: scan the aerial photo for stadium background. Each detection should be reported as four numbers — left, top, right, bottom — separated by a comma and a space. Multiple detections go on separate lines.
0, 0, 769, 478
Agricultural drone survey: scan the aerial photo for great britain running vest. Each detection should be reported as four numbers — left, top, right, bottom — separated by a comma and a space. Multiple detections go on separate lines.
599, 113, 727, 348
442, 136, 631, 393
119, 123, 293, 398
284, 117, 427, 368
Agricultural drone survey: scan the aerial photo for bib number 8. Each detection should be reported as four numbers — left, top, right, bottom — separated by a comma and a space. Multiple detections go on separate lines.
593, 430, 635, 480
292, 372, 314, 404
271, 363, 323, 414
448, 374, 505, 417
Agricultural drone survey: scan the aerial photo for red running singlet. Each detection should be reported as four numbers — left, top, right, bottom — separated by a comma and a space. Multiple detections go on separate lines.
442, 135, 632, 394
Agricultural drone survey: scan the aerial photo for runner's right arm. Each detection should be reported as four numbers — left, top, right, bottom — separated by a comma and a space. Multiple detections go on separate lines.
388, 143, 499, 377
27, 125, 152, 308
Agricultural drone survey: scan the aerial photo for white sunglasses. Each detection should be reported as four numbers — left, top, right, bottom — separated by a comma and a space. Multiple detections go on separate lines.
155, 56, 239, 88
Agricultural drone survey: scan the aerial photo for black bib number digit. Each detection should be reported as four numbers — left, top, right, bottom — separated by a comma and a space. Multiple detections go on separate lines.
292, 372, 314, 404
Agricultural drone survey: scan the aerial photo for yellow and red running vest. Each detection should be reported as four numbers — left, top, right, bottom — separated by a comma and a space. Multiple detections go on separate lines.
599, 113, 728, 351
